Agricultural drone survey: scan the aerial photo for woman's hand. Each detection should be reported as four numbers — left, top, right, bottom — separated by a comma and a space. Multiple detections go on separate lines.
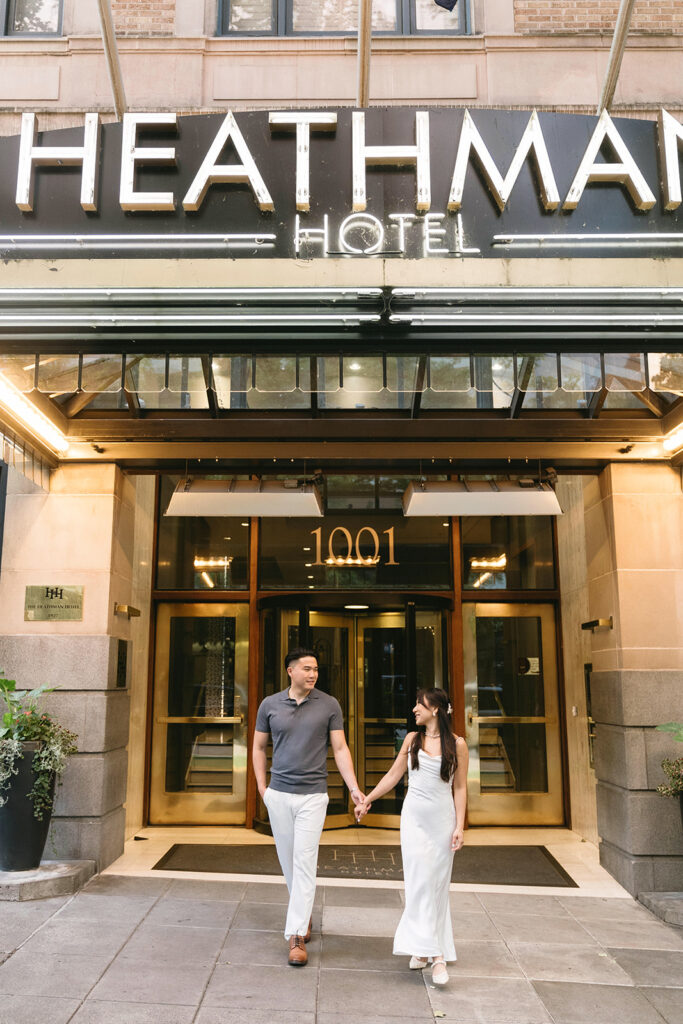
451, 827, 464, 852
355, 798, 372, 821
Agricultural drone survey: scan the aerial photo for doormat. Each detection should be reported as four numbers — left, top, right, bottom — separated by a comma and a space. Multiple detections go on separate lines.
153, 843, 578, 887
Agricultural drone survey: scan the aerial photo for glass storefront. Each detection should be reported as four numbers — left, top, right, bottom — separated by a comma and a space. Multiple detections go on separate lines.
149, 473, 565, 829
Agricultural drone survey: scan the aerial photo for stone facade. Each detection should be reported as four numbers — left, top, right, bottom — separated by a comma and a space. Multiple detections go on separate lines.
0, 464, 136, 870
514, 1, 683, 35
583, 465, 683, 895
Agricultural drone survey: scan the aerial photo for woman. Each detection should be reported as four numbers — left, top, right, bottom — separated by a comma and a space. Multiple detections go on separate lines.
355, 688, 468, 986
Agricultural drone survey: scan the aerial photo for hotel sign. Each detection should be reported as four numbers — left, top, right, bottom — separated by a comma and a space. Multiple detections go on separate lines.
24, 585, 84, 621
1, 107, 682, 259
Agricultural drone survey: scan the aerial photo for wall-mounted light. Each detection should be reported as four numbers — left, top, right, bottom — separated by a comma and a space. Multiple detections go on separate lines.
166, 478, 323, 517
403, 480, 562, 516
663, 427, 683, 454
0, 372, 69, 455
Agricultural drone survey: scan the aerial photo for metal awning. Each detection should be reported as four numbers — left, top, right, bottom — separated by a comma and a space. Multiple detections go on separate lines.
0, 287, 682, 350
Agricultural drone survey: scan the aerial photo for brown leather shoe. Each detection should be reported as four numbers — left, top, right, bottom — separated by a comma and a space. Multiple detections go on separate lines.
304, 917, 312, 943
288, 935, 308, 966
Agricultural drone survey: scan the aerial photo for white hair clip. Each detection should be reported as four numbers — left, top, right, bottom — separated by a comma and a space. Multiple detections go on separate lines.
447, 703, 453, 715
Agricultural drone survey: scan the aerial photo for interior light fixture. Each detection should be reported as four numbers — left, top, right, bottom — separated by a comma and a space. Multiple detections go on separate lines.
165, 478, 323, 517
345, 604, 369, 610
200, 571, 215, 589
194, 556, 233, 569
470, 555, 507, 570
663, 427, 683, 453
473, 572, 492, 589
402, 480, 563, 516
325, 555, 380, 567
0, 372, 69, 455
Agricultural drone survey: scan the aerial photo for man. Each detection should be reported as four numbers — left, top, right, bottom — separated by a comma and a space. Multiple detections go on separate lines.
253, 647, 364, 966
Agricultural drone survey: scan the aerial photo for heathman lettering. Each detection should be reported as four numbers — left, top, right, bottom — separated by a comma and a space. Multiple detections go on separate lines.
7, 107, 683, 259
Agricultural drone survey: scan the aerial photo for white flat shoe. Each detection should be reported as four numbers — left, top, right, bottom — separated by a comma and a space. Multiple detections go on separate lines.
432, 960, 449, 985
409, 956, 429, 970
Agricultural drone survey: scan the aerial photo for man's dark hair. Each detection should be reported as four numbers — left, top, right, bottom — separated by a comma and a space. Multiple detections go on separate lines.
285, 647, 317, 670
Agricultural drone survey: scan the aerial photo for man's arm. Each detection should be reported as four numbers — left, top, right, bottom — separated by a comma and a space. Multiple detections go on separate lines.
329, 729, 364, 805
252, 729, 269, 798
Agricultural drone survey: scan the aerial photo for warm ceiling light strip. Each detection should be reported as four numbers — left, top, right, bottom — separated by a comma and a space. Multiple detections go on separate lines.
0, 372, 69, 455
663, 427, 683, 453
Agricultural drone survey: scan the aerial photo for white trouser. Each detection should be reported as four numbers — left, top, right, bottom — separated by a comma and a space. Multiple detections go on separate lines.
264, 787, 329, 939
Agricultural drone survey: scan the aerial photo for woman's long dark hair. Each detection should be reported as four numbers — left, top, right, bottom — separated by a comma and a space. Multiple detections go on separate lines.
410, 687, 458, 783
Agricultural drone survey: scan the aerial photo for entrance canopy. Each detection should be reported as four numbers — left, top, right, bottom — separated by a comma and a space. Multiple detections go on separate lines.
0, 285, 680, 470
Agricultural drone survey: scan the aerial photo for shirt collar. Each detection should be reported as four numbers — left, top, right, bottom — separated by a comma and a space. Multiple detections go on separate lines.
279, 688, 320, 702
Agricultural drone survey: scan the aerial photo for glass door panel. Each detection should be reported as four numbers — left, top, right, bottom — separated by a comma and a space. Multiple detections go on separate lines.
463, 603, 563, 825
358, 612, 408, 825
309, 612, 355, 825
150, 603, 249, 824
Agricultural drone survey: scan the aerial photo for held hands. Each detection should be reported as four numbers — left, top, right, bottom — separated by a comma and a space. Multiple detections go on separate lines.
354, 797, 372, 822
451, 827, 464, 852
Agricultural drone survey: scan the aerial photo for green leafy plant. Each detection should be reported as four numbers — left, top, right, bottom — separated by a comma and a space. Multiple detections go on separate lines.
655, 722, 683, 799
0, 676, 78, 821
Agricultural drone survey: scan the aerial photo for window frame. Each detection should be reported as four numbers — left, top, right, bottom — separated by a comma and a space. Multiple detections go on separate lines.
0, 0, 63, 37
217, 0, 470, 38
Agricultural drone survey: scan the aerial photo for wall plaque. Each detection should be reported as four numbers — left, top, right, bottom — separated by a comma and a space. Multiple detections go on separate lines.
24, 585, 84, 621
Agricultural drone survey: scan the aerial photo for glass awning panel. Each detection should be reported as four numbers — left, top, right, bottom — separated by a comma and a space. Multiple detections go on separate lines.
2, 351, 681, 415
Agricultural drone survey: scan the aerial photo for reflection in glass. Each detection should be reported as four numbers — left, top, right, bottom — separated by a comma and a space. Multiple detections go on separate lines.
165, 616, 237, 793
36, 355, 79, 395
292, 0, 396, 32
363, 626, 408, 815
310, 623, 350, 814
229, 0, 272, 31
81, 355, 123, 394
0, 355, 36, 392
604, 353, 646, 391
475, 616, 548, 792
462, 517, 555, 591
157, 476, 249, 590
414, 0, 462, 29
12, 0, 60, 32
648, 353, 683, 395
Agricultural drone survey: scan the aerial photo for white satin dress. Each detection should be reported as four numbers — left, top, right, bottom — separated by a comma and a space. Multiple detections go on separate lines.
393, 748, 457, 962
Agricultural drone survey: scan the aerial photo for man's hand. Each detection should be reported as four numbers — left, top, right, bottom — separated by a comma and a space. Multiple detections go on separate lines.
354, 798, 372, 821
350, 787, 365, 807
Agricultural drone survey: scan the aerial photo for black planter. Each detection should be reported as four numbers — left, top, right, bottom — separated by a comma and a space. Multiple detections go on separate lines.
0, 742, 55, 872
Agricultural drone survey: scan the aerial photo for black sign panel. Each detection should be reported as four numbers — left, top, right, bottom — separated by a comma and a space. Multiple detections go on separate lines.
1, 107, 681, 259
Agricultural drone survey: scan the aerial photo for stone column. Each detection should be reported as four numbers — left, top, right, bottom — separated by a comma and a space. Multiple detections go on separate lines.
0, 463, 135, 870
584, 464, 683, 894
555, 476, 598, 843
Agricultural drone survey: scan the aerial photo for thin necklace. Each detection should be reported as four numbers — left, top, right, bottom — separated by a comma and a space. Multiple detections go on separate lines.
424, 728, 439, 738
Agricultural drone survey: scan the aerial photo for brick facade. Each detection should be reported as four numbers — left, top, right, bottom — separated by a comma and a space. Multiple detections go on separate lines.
514, 1, 683, 35
111, 0, 175, 36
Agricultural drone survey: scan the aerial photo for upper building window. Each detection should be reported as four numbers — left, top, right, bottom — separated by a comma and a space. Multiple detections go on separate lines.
219, 0, 469, 36
3, 0, 62, 35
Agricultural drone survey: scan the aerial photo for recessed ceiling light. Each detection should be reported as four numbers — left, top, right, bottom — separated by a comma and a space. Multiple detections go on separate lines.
345, 604, 369, 610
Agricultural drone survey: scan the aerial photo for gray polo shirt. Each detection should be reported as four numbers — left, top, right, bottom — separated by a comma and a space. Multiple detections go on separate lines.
255, 688, 344, 794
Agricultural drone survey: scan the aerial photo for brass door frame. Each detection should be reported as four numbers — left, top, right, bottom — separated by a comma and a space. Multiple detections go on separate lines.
463, 602, 563, 825
308, 610, 357, 828
150, 602, 249, 825
308, 609, 407, 829
356, 611, 405, 830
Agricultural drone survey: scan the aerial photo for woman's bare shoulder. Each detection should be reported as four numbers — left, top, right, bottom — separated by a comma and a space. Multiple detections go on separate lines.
454, 734, 468, 750
400, 731, 418, 751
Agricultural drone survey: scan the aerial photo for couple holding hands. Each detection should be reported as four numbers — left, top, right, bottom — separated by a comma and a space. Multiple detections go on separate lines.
253, 647, 468, 985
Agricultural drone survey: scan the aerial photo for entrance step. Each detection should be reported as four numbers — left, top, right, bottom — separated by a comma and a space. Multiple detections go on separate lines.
0, 860, 95, 901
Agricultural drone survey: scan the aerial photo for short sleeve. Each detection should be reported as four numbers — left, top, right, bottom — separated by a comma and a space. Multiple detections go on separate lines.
328, 697, 344, 732
255, 699, 271, 733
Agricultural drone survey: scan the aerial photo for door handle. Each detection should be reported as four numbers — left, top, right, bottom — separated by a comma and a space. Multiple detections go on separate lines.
157, 715, 244, 725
